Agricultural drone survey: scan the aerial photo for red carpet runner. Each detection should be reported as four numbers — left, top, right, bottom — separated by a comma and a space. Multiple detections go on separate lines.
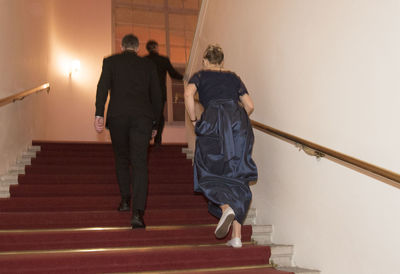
0, 141, 294, 273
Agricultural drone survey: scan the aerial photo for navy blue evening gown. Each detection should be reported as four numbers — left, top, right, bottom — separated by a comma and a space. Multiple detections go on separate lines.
189, 70, 258, 224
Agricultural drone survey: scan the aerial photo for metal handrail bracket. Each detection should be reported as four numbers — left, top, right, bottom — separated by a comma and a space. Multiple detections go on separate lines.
251, 119, 400, 187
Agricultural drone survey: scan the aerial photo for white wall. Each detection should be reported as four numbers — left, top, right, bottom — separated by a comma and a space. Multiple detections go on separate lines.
0, 0, 50, 175
187, 1, 400, 273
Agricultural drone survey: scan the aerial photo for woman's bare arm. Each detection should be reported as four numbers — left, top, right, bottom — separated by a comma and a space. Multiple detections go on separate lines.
239, 93, 254, 115
184, 83, 198, 123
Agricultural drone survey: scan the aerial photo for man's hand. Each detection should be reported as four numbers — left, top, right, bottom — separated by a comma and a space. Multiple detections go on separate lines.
151, 130, 157, 138
94, 116, 104, 133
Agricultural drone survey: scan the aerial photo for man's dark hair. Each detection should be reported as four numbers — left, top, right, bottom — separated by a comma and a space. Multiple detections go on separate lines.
146, 40, 158, 53
122, 34, 139, 49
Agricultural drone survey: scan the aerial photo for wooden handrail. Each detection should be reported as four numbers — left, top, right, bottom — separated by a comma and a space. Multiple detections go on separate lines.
188, 91, 400, 186
0, 83, 50, 107
251, 120, 400, 186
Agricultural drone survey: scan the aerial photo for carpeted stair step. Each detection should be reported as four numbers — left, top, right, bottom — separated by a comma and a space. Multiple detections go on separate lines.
31, 141, 186, 150
0, 142, 293, 274
24, 165, 193, 175
30, 156, 191, 166
32, 141, 112, 148
10, 183, 194, 197
17, 174, 192, 184
32, 145, 186, 153
0, 195, 207, 211
0, 225, 252, 252
32, 142, 185, 151
0, 208, 217, 229
0, 244, 271, 274
34, 150, 188, 158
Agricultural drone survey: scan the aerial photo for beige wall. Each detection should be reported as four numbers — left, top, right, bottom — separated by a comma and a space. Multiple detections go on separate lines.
0, 0, 113, 174
42, 0, 186, 143
0, 0, 50, 175
0, 0, 185, 175
187, 1, 400, 273
43, 0, 112, 141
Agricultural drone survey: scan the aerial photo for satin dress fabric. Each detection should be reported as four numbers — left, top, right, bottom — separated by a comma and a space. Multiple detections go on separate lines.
190, 70, 258, 225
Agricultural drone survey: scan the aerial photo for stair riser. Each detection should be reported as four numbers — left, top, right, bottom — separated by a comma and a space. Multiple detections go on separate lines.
0, 196, 207, 211
24, 166, 193, 175
17, 174, 193, 184
35, 151, 188, 158
0, 226, 253, 252
0, 246, 270, 274
0, 209, 218, 229
31, 158, 191, 166
10, 184, 195, 197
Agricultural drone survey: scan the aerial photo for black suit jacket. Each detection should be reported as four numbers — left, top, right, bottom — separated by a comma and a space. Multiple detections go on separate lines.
95, 50, 162, 128
145, 52, 183, 101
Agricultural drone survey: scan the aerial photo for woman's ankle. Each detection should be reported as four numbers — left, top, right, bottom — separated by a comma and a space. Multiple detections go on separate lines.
231, 221, 241, 239
232, 231, 241, 239
220, 204, 229, 212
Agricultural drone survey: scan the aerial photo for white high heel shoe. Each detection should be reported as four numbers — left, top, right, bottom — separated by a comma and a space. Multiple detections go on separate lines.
215, 207, 235, 239
226, 237, 242, 248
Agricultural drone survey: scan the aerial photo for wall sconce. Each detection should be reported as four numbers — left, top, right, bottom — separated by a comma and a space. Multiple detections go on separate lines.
69, 59, 81, 77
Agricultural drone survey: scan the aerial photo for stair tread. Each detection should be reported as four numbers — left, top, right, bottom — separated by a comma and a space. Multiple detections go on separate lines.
0, 225, 253, 252
0, 208, 218, 229
0, 244, 271, 274
0, 195, 207, 211
9, 183, 195, 197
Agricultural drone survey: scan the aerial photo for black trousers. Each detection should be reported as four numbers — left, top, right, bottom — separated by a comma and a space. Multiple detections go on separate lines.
108, 115, 152, 211
154, 101, 165, 145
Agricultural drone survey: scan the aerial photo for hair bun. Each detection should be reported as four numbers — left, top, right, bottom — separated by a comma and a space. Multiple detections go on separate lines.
203, 44, 224, 65
209, 44, 222, 52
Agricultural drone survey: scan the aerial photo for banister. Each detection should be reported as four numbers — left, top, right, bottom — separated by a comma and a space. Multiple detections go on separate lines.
185, 86, 399, 186
0, 83, 50, 107
251, 120, 400, 186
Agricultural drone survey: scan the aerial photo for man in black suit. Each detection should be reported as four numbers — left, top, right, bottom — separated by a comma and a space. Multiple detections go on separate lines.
145, 40, 183, 146
94, 34, 162, 229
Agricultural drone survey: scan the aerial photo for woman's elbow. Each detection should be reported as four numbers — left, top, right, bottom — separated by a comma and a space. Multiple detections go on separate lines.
246, 100, 255, 115
184, 85, 196, 99
247, 105, 254, 115
184, 89, 192, 99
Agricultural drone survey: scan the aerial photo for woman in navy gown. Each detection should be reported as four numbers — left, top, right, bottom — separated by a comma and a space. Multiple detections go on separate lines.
184, 45, 258, 248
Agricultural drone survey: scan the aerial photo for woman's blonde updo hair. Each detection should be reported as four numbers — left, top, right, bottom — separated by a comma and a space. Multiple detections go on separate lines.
203, 44, 224, 65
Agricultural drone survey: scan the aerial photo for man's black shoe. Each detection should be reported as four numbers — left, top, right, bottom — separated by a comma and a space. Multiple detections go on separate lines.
118, 199, 130, 212
131, 209, 145, 229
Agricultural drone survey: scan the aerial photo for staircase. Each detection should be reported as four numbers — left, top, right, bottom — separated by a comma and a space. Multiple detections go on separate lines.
0, 141, 297, 273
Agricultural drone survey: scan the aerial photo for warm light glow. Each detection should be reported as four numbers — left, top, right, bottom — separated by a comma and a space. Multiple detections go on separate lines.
59, 56, 82, 78
69, 59, 81, 77
53, 49, 96, 88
